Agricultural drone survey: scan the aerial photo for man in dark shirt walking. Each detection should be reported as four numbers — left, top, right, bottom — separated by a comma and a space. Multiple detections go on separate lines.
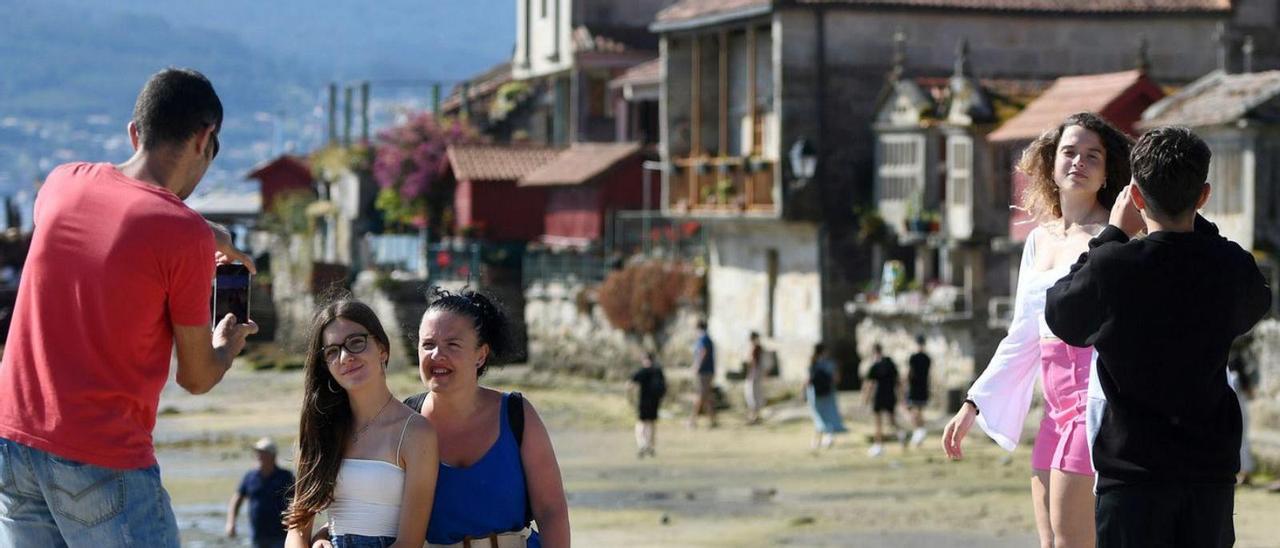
226, 437, 294, 548
905, 335, 931, 448
1045, 126, 1271, 547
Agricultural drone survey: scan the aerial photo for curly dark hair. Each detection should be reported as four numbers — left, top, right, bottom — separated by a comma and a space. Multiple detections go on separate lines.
423, 287, 514, 376
1017, 112, 1133, 223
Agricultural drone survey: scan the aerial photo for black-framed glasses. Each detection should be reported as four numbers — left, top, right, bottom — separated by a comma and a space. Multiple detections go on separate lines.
322, 333, 369, 363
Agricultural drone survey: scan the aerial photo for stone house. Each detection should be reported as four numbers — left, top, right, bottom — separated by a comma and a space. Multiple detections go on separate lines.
650, 0, 1280, 383
1139, 67, 1280, 310
513, 0, 675, 144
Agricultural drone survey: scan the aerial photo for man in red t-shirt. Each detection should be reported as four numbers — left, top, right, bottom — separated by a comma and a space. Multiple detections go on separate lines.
0, 68, 258, 547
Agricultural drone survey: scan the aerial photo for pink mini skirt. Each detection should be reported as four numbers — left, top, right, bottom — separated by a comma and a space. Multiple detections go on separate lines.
1031, 339, 1095, 476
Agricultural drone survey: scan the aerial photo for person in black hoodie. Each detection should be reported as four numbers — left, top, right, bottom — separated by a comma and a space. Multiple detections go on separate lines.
1045, 126, 1271, 547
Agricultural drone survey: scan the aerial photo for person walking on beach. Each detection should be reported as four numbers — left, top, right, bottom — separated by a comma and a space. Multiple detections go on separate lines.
1046, 126, 1270, 547
630, 352, 667, 457
905, 336, 931, 448
863, 344, 900, 457
744, 331, 765, 424
806, 342, 846, 450
0, 68, 258, 547
688, 320, 718, 428
226, 437, 295, 548
943, 112, 1134, 548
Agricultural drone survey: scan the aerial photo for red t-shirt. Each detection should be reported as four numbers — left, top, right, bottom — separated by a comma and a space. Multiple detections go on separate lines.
0, 162, 215, 469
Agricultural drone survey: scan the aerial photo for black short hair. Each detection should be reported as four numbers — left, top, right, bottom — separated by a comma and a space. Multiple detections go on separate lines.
1130, 126, 1211, 218
424, 287, 513, 377
915, 335, 925, 346
132, 68, 223, 150
697, 320, 707, 330
873, 343, 883, 355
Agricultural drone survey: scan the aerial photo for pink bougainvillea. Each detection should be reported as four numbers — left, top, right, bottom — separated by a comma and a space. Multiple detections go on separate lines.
372, 112, 479, 229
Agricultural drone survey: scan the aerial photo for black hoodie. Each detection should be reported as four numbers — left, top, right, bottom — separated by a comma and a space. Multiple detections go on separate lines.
1045, 215, 1271, 491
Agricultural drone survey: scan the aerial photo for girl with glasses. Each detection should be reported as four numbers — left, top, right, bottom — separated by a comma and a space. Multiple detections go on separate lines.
284, 300, 439, 548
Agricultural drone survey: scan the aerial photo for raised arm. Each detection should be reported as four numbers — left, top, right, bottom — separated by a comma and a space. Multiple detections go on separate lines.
520, 398, 570, 548
174, 314, 258, 394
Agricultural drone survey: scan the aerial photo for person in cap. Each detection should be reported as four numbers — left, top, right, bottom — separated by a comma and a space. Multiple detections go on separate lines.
227, 437, 296, 548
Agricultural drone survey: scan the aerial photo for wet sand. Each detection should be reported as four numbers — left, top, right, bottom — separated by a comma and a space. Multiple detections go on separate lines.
156, 364, 1280, 547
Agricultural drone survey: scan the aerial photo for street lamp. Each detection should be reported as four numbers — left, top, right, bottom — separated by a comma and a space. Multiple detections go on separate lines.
789, 138, 817, 189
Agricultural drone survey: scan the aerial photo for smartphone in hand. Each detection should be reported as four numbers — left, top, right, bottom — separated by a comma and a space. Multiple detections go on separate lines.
212, 264, 252, 325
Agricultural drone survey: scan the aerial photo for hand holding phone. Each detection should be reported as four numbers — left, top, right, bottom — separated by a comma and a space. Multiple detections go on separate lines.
212, 264, 252, 325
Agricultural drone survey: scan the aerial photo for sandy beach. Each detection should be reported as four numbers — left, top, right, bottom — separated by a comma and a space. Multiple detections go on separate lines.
157, 363, 1280, 547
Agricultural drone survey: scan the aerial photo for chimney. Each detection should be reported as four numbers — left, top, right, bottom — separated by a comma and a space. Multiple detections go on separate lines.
1135, 36, 1151, 73
1243, 35, 1255, 74
1215, 22, 1231, 73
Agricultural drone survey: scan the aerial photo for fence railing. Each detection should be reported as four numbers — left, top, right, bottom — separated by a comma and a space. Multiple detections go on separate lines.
364, 234, 482, 283
522, 249, 608, 287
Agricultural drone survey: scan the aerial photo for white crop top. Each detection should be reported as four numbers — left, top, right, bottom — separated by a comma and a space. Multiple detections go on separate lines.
967, 226, 1093, 451
328, 417, 413, 537
328, 459, 405, 537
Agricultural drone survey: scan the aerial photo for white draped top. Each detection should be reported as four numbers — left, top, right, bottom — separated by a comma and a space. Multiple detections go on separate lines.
967, 226, 1093, 451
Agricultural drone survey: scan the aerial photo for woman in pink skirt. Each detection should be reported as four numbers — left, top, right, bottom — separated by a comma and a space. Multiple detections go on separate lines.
942, 112, 1133, 548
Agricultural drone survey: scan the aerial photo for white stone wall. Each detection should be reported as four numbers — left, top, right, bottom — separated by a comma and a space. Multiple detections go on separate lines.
1244, 319, 1280, 430
706, 221, 822, 381
524, 280, 701, 379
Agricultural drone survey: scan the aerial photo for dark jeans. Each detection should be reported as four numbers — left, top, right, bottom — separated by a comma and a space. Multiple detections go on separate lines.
1096, 482, 1235, 548
332, 534, 397, 548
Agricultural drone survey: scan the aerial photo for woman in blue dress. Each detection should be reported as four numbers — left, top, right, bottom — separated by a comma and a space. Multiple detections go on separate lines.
806, 342, 846, 450
415, 288, 570, 548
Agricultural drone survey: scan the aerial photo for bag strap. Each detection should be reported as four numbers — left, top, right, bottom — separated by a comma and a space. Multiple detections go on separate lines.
507, 391, 525, 448
506, 391, 533, 528
403, 392, 428, 413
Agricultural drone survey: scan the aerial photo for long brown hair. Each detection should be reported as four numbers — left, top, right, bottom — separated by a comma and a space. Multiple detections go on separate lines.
283, 300, 392, 530
1017, 112, 1132, 224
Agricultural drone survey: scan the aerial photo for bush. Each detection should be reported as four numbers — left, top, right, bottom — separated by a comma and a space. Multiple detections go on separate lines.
597, 261, 702, 336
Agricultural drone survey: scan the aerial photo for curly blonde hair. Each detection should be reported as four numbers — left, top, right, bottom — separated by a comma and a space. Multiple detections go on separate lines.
1016, 112, 1133, 224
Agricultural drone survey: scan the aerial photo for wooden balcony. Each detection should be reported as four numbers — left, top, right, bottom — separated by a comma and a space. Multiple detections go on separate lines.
668, 156, 777, 215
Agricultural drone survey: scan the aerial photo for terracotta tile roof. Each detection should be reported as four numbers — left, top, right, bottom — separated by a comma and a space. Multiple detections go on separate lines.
1140, 70, 1280, 128
520, 142, 643, 187
655, 0, 769, 25
609, 58, 662, 89
989, 70, 1157, 141
446, 145, 561, 182
656, 0, 1229, 25
245, 155, 310, 180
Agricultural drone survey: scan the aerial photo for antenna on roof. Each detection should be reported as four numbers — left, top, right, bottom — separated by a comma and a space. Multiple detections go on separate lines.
1135, 36, 1151, 73
889, 28, 906, 81
954, 38, 971, 79
1243, 35, 1255, 74
1215, 22, 1230, 73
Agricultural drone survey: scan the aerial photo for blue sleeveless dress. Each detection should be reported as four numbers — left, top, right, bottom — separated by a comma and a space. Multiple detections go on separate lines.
427, 393, 540, 547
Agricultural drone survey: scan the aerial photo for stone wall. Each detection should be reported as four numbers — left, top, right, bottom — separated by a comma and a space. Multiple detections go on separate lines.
705, 221, 824, 382
1244, 319, 1280, 432
525, 280, 701, 380
854, 314, 1004, 412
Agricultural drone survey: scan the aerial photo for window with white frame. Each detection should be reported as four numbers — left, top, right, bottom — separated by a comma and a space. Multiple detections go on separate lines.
1205, 145, 1244, 216
947, 135, 972, 207
878, 134, 925, 201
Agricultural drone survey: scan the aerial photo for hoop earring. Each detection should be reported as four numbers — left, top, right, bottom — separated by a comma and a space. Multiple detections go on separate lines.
327, 379, 341, 393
